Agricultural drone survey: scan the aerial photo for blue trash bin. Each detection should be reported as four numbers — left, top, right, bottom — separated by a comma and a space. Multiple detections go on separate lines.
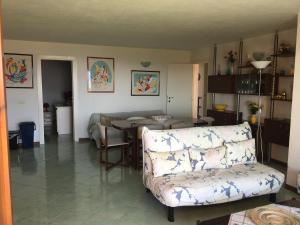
19, 122, 35, 149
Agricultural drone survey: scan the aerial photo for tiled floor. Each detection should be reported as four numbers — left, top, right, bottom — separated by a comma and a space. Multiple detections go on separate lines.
10, 135, 298, 225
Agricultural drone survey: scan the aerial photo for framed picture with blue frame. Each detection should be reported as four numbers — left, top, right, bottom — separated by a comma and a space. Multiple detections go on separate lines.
87, 56, 115, 92
131, 70, 160, 96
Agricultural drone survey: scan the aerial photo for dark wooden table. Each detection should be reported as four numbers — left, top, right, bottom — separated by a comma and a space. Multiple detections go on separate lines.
111, 118, 209, 169
193, 118, 208, 127
111, 120, 140, 169
197, 198, 300, 225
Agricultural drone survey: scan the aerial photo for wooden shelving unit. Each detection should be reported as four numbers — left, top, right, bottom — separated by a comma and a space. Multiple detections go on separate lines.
270, 32, 295, 118
263, 32, 295, 162
271, 52, 295, 57
208, 32, 295, 164
276, 74, 294, 77
209, 40, 273, 125
271, 98, 292, 102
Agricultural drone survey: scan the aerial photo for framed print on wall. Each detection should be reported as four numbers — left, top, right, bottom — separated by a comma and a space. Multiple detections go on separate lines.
4, 53, 33, 88
87, 57, 115, 92
131, 70, 160, 96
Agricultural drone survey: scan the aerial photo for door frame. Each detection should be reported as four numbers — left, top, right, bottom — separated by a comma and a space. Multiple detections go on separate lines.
37, 56, 78, 144
198, 61, 209, 117
0, 8, 13, 224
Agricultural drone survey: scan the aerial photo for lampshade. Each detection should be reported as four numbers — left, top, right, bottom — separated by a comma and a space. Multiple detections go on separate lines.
251, 61, 272, 69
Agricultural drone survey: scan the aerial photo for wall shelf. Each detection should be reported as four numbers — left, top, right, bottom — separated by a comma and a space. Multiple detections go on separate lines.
271, 98, 292, 102
276, 74, 294, 78
238, 64, 253, 69
271, 52, 295, 57
238, 64, 273, 69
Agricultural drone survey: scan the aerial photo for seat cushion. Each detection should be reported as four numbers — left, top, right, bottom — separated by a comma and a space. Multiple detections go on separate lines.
145, 163, 284, 207
107, 137, 130, 147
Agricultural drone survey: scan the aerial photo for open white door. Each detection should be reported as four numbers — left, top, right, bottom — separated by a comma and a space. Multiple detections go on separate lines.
167, 64, 198, 118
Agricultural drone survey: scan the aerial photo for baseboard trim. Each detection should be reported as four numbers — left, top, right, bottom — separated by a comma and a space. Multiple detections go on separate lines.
285, 183, 297, 193
79, 138, 90, 143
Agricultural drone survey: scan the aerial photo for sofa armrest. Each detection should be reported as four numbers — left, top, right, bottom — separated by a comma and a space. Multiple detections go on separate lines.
143, 151, 153, 186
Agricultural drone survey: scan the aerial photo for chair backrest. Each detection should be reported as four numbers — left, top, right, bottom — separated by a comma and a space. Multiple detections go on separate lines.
98, 123, 107, 144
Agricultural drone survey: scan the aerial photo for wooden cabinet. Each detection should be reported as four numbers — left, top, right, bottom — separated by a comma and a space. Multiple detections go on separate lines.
208, 75, 235, 94
264, 118, 290, 147
236, 74, 273, 95
208, 74, 272, 95
207, 109, 243, 126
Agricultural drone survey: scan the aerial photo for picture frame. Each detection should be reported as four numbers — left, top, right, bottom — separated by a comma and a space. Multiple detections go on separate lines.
131, 70, 160, 96
87, 57, 115, 92
4, 53, 33, 88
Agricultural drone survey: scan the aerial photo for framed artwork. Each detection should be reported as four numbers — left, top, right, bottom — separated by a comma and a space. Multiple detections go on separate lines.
4, 53, 33, 88
87, 57, 115, 92
131, 70, 160, 96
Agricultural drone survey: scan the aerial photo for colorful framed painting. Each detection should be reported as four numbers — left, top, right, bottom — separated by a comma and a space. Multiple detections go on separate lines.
131, 70, 160, 96
4, 53, 33, 88
87, 57, 115, 92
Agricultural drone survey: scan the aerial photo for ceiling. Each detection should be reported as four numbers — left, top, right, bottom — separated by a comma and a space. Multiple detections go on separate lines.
3, 0, 300, 50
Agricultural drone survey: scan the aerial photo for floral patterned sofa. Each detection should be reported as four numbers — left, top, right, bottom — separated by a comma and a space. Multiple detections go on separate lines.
142, 122, 285, 222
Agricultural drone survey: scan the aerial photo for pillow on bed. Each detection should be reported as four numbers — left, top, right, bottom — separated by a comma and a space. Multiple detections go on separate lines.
189, 146, 227, 171
148, 150, 192, 177
225, 138, 257, 167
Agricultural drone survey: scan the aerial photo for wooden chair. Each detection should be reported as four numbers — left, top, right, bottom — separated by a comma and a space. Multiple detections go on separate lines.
98, 123, 130, 171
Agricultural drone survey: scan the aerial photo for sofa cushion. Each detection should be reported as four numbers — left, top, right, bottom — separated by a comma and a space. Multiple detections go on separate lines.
225, 138, 257, 167
189, 146, 227, 171
143, 127, 224, 152
148, 150, 192, 177
215, 122, 252, 143
144, 163, 284, 207
142, 122, 252, 152
127, 116, 147, 120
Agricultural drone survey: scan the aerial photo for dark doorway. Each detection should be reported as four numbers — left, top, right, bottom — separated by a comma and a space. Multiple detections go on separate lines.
41, 60, 73, 140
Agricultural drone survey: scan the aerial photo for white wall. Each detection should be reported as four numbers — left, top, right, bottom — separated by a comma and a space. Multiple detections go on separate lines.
287, 14, 300, 188
4, 40, 191, 142
191, 28, 297, 163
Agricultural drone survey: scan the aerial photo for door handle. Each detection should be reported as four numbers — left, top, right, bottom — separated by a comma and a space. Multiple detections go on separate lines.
167, 96, 174, 103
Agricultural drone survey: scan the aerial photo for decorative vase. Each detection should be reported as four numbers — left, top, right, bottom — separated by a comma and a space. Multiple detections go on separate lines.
226, 63, 234, 75
250, 114, 257, 124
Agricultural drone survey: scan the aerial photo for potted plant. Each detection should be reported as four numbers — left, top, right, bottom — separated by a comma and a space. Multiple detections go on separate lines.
248, 102, 260, 124
224, 50, 237, 75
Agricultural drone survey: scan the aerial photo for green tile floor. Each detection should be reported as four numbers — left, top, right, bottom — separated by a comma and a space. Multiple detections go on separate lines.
10, 135, 298, 225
